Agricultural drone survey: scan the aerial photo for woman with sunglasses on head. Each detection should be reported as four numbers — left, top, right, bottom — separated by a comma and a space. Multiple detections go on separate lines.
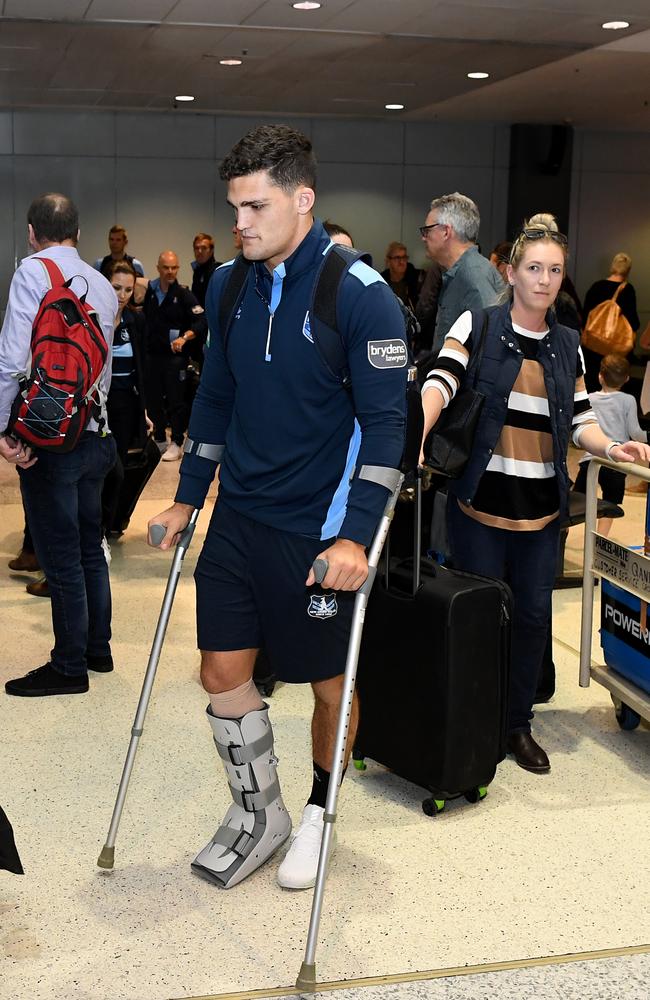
420, 214, 650, 774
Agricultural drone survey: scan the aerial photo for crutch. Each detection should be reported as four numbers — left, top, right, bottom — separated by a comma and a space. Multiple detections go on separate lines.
97, 509, 199, 870
297, 364, 423, 990
297, 365, 423, 990
296, 470, 403, 990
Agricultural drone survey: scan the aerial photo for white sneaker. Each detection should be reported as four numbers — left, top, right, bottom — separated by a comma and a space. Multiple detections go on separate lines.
277, 804, 336, 890
162, 442, 182, 462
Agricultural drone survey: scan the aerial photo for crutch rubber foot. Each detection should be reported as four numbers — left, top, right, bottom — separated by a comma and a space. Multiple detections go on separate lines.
296, 961, 317, 991
97, 845, 115, 869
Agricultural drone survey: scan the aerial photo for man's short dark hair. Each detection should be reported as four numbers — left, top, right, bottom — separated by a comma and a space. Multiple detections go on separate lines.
28, 193, 79, 244
219, 124, 317, 192
323, 220, 353, 243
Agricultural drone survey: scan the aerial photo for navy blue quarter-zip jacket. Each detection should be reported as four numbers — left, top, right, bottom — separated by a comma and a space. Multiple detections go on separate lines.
175, 221, 407, 547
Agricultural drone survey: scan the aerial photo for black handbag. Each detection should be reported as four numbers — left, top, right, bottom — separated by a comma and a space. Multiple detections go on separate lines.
424, 312, 489, 478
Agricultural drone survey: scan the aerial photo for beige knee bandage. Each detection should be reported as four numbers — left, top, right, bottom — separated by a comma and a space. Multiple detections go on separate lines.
208, 679, 264, 719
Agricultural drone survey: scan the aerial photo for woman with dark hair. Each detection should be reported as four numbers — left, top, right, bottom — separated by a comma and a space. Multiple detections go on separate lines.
102, 260, 152, 534
106, 261, 149, 462
421, 214, 650, 774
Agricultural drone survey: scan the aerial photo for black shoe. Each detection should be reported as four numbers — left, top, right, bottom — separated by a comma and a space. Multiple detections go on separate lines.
507, 732, 550, 773
87, 654, 113, 673
26, 576, 50, 598
5, 662, 89, 697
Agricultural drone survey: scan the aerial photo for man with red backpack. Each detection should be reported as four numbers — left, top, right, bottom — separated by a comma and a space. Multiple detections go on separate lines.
0, 193, 118, 697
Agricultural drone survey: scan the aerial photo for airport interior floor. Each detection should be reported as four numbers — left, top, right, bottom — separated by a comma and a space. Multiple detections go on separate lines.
1, 453, 649, 1000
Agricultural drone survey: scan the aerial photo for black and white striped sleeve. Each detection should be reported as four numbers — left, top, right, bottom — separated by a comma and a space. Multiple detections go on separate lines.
421, 310, 473, 408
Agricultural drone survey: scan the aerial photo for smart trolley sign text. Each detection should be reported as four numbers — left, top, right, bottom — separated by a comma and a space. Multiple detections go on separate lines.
592, 534, 650, 601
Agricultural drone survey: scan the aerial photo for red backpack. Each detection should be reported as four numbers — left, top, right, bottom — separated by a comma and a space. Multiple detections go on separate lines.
9, 258, 109, 452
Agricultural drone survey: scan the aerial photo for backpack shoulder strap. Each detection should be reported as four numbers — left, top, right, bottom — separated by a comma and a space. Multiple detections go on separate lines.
217, 255, 253, 349
310, 243, 372, 387
37, 257, 65, 290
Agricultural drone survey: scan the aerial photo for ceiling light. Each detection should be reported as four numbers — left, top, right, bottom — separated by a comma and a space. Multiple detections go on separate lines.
467, 71, 489, 79
292, 2, 322, 9
602, 21, 630, 30
175, 95, 195, 102
385, 103, 404, 110
220, 58, 243, 66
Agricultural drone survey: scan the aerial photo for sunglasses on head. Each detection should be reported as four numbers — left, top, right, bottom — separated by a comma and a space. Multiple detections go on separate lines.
519, 227, 568, 247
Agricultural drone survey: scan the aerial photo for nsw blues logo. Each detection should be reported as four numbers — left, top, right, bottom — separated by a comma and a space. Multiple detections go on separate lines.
302, 310, 313, 343
308, 593, 338, 619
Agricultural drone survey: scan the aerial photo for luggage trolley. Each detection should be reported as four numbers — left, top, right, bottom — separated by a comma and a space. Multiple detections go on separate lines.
579, 457, 650, 731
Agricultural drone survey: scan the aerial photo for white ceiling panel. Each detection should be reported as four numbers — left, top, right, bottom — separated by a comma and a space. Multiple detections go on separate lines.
317, 0, 444, 34
166, 1, 267, 25
3, 0, 89, 16
85, 1, 178, 19
142, 24, 232, 53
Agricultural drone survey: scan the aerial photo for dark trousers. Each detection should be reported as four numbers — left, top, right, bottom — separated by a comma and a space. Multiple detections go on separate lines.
102, 389, 140, 531
19, 432, 117, 677
146, 354, 188, 446
107, 388, 140, 466
448, 499, 560, 733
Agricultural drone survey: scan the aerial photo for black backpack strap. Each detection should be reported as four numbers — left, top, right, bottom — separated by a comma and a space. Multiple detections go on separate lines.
217, 255, 253, 350
310, 244, 372, 389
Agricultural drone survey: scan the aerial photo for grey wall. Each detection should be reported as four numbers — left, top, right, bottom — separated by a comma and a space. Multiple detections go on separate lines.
570, 128, 650, 335
0, 109, 510, 307
2, 110, 646, 338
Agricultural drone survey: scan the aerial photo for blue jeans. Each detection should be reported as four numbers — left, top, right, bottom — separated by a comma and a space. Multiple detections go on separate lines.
19, 432, 117, 677
447, 499, 560, 734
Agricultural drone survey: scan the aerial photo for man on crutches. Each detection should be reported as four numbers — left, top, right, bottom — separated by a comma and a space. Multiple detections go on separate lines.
149, 123, 407, 891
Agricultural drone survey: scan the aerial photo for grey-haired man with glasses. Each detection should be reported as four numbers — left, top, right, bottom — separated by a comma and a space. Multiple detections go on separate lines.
420, 192, 503, 354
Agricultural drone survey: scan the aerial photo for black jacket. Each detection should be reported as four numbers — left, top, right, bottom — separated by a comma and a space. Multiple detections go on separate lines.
191, 257, 220, 308
142, 279, 207, 357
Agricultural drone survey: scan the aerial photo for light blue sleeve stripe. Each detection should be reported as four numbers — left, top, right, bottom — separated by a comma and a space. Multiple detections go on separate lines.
348, 260, 385, 287
320, 420, 362, 540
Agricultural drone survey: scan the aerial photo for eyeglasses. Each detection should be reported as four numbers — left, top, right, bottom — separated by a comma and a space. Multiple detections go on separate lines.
388, 254, 408, 261
419, 222, 445, 237
519, 227, 568, 247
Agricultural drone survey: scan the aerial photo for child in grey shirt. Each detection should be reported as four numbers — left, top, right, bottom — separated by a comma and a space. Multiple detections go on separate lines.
574, 354, 648, 535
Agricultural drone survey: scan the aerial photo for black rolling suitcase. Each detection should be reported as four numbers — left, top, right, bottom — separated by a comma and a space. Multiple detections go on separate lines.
353, 485, 511, 816
109, 436, 161, 534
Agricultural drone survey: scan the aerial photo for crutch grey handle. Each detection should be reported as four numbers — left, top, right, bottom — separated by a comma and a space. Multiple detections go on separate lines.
149, 524, 167, 547
311, 558, 329, 585
149, 512, 198, 551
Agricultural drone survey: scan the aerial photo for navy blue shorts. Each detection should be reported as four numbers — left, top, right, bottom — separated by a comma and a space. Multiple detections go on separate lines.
194, 501, 355, 683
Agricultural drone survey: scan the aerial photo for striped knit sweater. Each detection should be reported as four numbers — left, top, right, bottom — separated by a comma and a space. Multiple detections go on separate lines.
423, 310, 598, 530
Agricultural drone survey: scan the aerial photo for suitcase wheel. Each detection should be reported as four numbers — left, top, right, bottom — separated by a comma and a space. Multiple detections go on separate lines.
612, 697, 641, 731
352, 750, 367, 771
464, 785, 488, 804
421, 797, 445, 817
